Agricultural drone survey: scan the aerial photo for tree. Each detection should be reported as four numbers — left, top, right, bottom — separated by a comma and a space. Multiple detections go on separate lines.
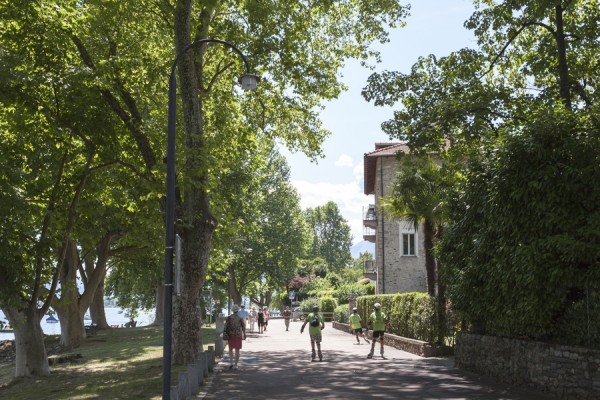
440, 109, 600, 344
170, 0, 409, 364
304, 202, 353, 275
362, 0, 600, 345
0, 0, 169, 375
211, 140, 309, 310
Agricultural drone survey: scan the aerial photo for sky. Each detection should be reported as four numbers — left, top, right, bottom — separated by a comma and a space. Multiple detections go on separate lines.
280, 0, 477, 246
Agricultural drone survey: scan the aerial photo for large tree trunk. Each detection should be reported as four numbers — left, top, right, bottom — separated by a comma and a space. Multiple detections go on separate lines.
152, 284, 164, 326
171, 1, 216, 365
54, 302, 86, 350
89, 278, 109, 330
54, 235, 116, 347
5, 308, 49, 377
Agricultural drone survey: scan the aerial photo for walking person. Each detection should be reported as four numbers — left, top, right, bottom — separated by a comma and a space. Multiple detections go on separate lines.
224, 304, 246, 369
257, 307, 265, 334
349, 307, 370, 345
367, 303, 389, 359
249, 306, 257, 333
300, 305, 325, 361
238, 304, 249, 327
262, 306, 270, 331
282, 306, 292, 331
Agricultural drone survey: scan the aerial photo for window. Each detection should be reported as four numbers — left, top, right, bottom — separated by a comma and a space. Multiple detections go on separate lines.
402, 232, 416, 256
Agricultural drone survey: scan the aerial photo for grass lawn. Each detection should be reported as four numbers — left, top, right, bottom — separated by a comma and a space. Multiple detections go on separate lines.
0, 324, 217, 399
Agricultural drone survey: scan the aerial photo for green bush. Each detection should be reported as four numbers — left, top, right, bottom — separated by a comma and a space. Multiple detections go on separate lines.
357, 292, 446, 344
333, 304, 350, 323
336, 282, 375, 304
319, 296, 337, 321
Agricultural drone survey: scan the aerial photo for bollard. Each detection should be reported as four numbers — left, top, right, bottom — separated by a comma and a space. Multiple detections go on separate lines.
215, 316, 226, 357
206, 347, 215, 372
198, 352, 209, 378
177, 371, 191, 400
187, 364, 199, 394
195, 361, 205, 386
170, 386, 179, 400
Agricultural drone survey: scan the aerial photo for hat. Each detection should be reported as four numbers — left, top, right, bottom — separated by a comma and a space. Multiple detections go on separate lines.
313, 305, 319, 310
232, 305, 240, 312
352, 307, 358, 311
240, 305, 245, 308
374, 303, 381, 309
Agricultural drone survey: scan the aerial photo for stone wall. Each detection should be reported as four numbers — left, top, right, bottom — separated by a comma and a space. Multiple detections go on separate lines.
455, 332, 600, 399
332, 321, 452, 357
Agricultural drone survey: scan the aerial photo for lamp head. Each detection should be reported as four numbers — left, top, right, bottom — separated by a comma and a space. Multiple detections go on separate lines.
239, 73, 260, 91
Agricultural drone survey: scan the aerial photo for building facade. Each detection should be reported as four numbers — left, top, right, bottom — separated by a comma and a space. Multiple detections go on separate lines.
363, 143, 427, 294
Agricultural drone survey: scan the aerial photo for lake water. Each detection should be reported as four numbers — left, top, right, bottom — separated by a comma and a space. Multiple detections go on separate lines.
0, 307, 156, 341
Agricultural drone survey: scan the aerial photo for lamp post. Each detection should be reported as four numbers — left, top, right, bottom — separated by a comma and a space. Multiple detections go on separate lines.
163, 39, 259, 400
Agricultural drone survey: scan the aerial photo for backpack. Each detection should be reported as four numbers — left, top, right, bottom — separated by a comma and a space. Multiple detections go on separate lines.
310, 313, 320, 327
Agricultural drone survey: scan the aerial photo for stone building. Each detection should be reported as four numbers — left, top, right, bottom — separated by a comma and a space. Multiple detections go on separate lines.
363, 142, 427, 294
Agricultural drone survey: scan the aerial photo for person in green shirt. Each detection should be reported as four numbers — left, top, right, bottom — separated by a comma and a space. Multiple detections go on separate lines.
367, 303, 389, 359
349, 307, 370, 345
300, 305, 325, 361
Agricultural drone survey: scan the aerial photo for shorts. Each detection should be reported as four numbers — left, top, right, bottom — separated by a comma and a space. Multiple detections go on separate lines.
373, 330, 385, 339
353, 328, 363, 334
228, 336, 243, 349
309, 332, 322, 343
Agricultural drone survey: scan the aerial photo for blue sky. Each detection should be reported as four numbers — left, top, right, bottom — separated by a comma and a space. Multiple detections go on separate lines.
281, 0, 477, 245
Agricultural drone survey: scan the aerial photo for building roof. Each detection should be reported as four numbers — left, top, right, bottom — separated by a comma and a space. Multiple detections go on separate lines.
363, 142, 410, 195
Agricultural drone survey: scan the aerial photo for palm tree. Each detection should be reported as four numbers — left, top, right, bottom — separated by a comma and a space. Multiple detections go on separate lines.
380, 156, 447, 296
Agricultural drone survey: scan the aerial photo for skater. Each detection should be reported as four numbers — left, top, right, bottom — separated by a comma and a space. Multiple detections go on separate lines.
367, 303, 388, 359
349, 307, 370, 345
300, 305, 325, 361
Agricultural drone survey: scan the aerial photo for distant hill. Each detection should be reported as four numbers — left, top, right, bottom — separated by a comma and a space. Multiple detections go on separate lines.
351, 240, 374, 259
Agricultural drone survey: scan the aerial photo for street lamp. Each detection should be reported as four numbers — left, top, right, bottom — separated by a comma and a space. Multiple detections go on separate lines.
163, 39, 259, 400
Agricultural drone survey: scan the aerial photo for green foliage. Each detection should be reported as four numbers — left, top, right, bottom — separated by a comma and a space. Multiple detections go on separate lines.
336, 282, 374, 305
302, 275, 335, 297
358, 293, 445, 344
304, 202, 353, 275
440, 109, 600, 346
319, 296, 337, 321
333, 303, 350, 323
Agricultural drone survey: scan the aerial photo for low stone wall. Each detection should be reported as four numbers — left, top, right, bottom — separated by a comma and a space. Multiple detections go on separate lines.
455, 332, 600, 400
332, 321, 452, 357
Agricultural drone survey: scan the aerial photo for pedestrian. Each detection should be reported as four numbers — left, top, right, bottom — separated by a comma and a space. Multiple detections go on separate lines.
349, 307, 370, 345
282, 306, 292, 331
249, 306, 257, 333
366, 302, 389, 359
224, 304, 246, 369
257, 307, 265, 334
238, 304, 249, 327
262, 306, 270, 332
300, 305, 325, 361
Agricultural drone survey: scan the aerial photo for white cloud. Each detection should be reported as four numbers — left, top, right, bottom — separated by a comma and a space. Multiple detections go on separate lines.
334, 154, 353, 168
291, 179, 374, 245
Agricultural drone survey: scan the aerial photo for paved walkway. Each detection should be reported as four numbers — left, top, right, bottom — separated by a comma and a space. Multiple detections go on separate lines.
199, 318, 552, 399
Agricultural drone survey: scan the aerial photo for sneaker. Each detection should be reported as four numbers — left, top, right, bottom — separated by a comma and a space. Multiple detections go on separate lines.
367, 353, 373, 359
318, 351, 323, 361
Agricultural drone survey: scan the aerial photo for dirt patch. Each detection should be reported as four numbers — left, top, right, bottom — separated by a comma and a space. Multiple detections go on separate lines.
0, 340, 15, 364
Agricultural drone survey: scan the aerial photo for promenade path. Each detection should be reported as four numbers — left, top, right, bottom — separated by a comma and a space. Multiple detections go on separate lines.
199, 318, 552, 399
